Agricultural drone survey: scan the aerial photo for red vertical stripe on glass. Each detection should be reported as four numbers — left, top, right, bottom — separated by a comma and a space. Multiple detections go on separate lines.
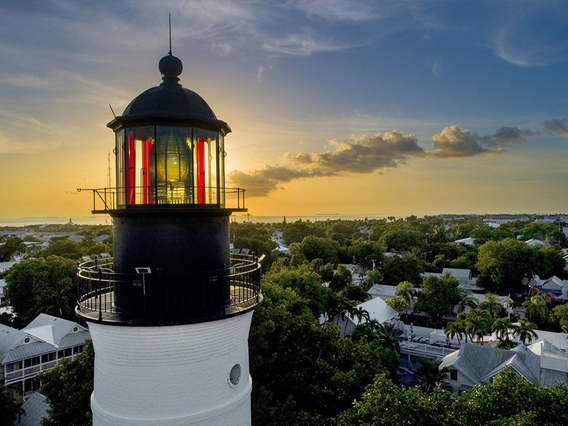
197, 139, 205, 204
127, 135, 135, 205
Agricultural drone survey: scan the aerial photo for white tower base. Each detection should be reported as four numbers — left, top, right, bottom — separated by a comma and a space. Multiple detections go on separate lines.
88, 312, 254, 426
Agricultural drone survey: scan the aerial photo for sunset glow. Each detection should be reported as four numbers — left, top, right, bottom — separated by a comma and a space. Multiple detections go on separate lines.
1, 1, 567, 222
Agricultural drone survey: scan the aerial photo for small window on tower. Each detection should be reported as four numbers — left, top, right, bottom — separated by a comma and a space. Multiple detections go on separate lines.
229, 364, 241, 387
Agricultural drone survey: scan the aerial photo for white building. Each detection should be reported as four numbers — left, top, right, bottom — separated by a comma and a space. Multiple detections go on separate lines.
0, 314, 90, 397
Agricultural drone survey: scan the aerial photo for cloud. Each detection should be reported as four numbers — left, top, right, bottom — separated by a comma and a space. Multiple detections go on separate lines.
285, 131, 424, 173
229, 124, 537, 197
228, 166, 333, 197
491, 15, 568, 67
544, 119, 568, 137
429, 125, 532, 158
228, 130, 423, 196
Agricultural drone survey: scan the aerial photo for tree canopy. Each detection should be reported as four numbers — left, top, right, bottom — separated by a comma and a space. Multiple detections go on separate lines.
5, 256, 77, 321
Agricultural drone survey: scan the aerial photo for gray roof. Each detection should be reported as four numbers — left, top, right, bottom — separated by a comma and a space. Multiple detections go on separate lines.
19, 392, 49, 426
441, 342, 568, 387
0, 314, 90, 364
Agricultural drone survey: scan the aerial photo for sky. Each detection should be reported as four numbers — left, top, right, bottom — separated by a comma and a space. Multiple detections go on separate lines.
1, 0, 568, 221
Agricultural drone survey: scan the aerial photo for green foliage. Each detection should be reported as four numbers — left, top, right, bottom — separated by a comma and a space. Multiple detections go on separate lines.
39, 237, 83, 260
250, 273, 398, 425
415, 358, 453, 393
552, 303, 568, 332
38, 340, 94, 426
380, 254, 423, 286
5, 256, 77, 320
454, 367, 568, 426
290, 235, 342, 266
330, 264, 353, 292
413, 275, 461, 324
348, 241, 384, 270
386, 295, 409, 316
379, 229, 426, 253
522, 296, 550, 328
0, 237, 26, 261
476, 239, 541, 295
0, 386, 23, 426
282, 221, 326, 245
338, 367, 568, 426
336, 373, 459, 426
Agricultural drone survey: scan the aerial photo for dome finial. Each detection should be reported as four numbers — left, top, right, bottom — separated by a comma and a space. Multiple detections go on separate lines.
159, 14, 183, 84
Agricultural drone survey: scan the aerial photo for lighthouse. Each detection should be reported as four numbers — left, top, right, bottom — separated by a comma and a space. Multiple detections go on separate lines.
76, 50, 262, 426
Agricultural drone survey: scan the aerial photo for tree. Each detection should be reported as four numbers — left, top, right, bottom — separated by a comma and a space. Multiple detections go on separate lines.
39, 237, 83, 260
380, 254, 423, 286
0, 237, 26, 261
479, 292, 504, 318
552, 303, 568, 332
414, 358, 453, 393
514, 319, 537, 345
464, 309, 493, 345
290, 235, 341, 266
336, 373, 457, 426
386, 295, 409, 318
492, 317, 519, 349
455, 290, 478, 314
329, 264, 352, 292
249, 278, 399, 425
455, 367, 568, 426
413, 275, 461, 325
445, 319, 465, 345
5, 256, 77, 321
522, 296, 549, 328
476, 239, 541, 296
0, 386, 23, 426
38, 340, 94, 426
348, 241, 384, 269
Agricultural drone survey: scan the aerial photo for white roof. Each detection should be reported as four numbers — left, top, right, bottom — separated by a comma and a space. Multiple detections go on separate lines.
353, 296, 398, 325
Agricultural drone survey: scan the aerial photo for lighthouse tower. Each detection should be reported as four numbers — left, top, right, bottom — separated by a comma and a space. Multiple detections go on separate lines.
76, 51, 262, 426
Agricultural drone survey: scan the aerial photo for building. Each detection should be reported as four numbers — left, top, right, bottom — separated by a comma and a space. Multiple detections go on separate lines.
0, 314, 90, 397
440, 340, 568, 395
76, 49, 262, 426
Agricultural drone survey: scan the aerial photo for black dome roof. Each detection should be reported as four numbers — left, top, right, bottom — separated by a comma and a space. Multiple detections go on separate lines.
108, 53, 230, 134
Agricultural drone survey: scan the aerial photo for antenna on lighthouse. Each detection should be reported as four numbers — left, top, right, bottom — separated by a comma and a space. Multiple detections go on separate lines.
168, 13, 172, 55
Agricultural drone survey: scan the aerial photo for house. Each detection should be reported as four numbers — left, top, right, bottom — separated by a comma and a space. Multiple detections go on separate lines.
538, 276, 568, 301
440, 340, 568, 395
335, 296, 398, 337
0, 314, 90, 397
525, 238, 546, 248
421, 268, 477, 287
454, 237, 476, 246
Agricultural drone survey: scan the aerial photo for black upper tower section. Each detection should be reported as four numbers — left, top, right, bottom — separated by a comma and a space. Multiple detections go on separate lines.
76, 53, 260, 326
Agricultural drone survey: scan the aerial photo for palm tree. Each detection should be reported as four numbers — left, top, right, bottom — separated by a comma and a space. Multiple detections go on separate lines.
395, 281, 416, 320
444, 320, 464, 345
515, 319, 538, 345
492, 317, 519, 349
480, 292, 504, 318
465, 309, 493, 345
523, 296, 548, 326
455, 290, 478, 315
414, 358, 452, 393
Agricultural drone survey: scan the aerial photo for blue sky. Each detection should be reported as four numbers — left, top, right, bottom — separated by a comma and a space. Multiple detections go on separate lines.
1, 0, 567, 219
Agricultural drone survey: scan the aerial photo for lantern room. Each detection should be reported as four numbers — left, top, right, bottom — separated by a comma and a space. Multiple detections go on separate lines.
105, 53, 235, 210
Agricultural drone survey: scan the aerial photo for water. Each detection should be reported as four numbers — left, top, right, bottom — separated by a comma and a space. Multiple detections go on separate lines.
0, 213, 390, 227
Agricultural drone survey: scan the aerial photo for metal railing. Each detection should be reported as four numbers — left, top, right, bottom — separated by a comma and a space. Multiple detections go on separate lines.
77, 185, 246, 212
76, 253, 262, 324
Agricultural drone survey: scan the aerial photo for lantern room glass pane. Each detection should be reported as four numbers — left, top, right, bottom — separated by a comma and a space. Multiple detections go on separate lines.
193, 129, 218, 205
156, 126, 193, 204
115, 131, 125, 206
122, 127, 155, 205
